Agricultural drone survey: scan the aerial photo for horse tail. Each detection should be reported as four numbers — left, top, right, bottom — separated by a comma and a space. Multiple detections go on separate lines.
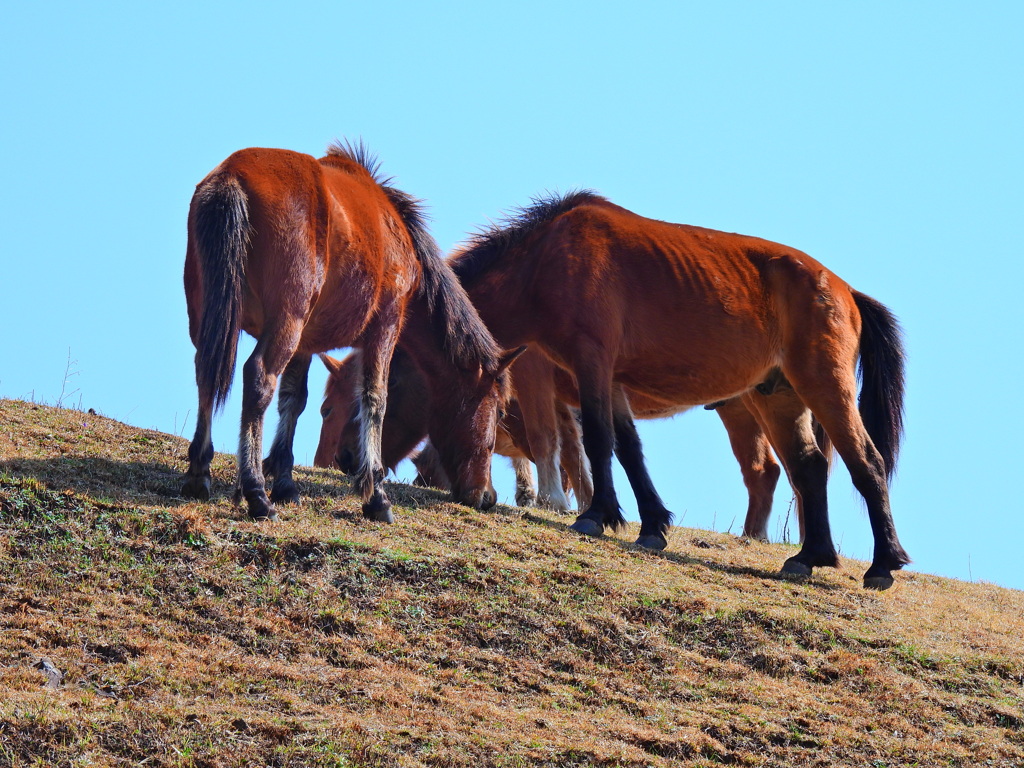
191, 176, 251, 412
852, 290, 906, 480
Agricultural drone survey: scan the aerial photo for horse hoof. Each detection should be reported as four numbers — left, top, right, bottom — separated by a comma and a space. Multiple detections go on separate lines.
635, 534, 667, 551
362, 500, 394, 524
781, 558, 813, 578
515, 492, 537, 508
863, 574, 894, 591
570, 517, 604, 538
270, 483, 301, 505
180, 476, 210, 501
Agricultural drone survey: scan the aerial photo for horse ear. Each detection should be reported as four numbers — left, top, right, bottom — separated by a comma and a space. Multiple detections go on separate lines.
496, 345, 528, 374
319, 353, 344, 378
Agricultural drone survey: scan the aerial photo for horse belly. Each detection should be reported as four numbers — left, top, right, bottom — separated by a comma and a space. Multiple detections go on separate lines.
298, 270, 380, 354
616, 315, 779, 406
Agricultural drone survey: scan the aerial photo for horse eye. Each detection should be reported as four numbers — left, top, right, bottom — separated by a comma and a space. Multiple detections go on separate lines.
321, 406, 333, 419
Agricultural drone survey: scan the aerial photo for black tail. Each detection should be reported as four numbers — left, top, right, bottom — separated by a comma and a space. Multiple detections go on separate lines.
853, 291, 906, 480
191, 176, 250, 411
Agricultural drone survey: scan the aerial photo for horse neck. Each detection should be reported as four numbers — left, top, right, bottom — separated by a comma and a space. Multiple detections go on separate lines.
462, 269, 533, 349
397, 293, 484, 385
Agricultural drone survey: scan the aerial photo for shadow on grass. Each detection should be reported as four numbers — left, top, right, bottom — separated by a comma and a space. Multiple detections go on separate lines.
2, 454, 843, 591
1, 456, 201, 506
520, 510, 846, 592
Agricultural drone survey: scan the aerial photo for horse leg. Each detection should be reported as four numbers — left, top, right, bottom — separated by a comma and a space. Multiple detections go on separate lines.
412, 440, 450, 489
262, 354, 312, 504
511, 456, 537, 507
515, 368, 571, 511
569, 353, 626, 538
715, 398, 782, 542
182, 398, 214, 500
610, 386, 671, 550
535, 454, 569, 511
237, 327, 301, 521
355, 317, 400, 523
741, 389, 834, 574
557, 403, 592, 510
785, 377, 909, 590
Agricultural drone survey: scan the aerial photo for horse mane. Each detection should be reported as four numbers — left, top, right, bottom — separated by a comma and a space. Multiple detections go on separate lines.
324, 139, 502, 374
324, 139, 389, 184
451, 190, 607, 288
394, 191, 503, 373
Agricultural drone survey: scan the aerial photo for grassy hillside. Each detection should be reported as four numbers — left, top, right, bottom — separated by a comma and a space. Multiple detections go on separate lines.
1, 398, 1022, 767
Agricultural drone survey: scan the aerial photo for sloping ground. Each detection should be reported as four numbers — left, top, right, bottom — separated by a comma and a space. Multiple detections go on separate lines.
1, 398, 1022, 768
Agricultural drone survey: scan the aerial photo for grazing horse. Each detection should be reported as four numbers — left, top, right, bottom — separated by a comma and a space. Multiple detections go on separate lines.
314, 347, 581, 509
316, 346, 795, 542
448, 191, 908, 590
180, 142, 518, 522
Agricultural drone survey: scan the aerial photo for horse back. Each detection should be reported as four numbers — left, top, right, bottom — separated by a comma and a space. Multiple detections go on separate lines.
190, 147, 420, 353
518, 203, 784, 398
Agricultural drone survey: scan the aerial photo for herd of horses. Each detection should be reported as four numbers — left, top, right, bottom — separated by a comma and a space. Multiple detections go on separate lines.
179, 142, 909, 590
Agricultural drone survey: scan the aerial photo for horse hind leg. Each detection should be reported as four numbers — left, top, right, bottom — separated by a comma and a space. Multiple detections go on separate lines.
262, 354, 312, 504
237, 326, 303, 521
741, 389, 835, 574
182, 395, 214, 501
787, 377, 909, 590
715, 398, 781, 542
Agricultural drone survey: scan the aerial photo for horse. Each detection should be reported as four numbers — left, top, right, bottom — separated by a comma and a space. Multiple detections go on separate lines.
316, 345, 795, 542
447, 191, 908, 590
314, 347, 583, 509
180, 142, 520, 522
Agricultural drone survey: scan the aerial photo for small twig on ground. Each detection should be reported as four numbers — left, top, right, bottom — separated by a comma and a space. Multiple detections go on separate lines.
780, 495, 795, 544
56, 348, 80, 409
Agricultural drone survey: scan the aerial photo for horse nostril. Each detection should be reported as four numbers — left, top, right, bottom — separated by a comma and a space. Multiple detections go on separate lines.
481, 489, 496, 510
335, 448, 357, 474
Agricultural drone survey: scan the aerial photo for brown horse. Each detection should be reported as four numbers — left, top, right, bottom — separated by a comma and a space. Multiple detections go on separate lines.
316, 346, 792, 542
180, 142, 519, 522
449, 191, 908, 589
314, 347, 583, 509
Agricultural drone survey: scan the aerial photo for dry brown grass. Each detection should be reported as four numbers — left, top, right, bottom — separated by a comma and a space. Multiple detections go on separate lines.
1, 397, 1022, 767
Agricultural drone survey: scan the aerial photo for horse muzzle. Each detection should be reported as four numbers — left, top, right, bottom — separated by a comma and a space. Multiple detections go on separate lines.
455, 485, 497, 510
335, 448, 358, 475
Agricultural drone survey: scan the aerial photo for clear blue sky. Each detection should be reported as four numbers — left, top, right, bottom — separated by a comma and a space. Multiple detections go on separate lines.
2, 2, 1021, 590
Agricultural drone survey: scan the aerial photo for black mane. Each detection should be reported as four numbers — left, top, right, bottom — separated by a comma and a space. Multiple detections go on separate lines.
329, 138, 502, 373
452, 190, 606, 288
325, 139, 389, 185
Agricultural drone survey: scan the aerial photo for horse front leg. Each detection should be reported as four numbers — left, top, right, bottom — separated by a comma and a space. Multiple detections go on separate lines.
511, 456, 537, 507
556, 402, 592, 510
514, 360, 570, 511
610, 386, 671, 550
569, 354, 625, 538
355, 320, 400, 523
263, 354, 312, 504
